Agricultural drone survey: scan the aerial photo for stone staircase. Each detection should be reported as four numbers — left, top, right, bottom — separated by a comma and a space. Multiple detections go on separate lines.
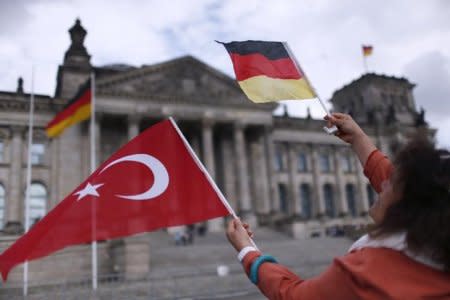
0, 227, 353, 299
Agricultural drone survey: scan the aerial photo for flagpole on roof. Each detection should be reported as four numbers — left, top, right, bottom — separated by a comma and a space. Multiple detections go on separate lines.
363, 54, 368, 73
23, 64, 35, 296
168, 117, 259, 250
90, 72, 98, 290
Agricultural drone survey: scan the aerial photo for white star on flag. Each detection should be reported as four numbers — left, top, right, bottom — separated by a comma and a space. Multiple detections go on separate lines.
74, 182, 104, 201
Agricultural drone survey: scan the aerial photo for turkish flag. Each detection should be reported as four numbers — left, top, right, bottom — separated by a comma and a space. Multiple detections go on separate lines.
0, 119, 230, 281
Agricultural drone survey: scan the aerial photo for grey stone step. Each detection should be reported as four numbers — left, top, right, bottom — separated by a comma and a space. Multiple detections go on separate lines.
0, 227, 354, 299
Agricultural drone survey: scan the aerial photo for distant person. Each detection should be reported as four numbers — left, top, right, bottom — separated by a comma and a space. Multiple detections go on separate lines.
174, 230, 183, 246
226, 113, 450, 299
187, 224, 195, 244
197, 223, 207, 236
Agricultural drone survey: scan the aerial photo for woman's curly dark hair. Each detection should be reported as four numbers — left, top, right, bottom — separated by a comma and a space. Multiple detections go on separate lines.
370, 134, 450, 271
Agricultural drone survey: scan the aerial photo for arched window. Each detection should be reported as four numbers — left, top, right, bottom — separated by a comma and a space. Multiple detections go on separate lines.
29, 183, 47, 226
278, 184, 288, 214
346, 184, 357, 217
323, 184, 335, 218
0, 184, 5, 230
367, 184, 376, 207
299, 184, 312, 219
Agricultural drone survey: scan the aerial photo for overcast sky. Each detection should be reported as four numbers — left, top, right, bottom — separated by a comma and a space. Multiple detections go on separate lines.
1, 0, 449, 147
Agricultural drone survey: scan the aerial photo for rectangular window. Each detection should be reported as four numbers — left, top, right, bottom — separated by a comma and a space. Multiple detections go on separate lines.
31, 143, 45, 165
274, 147, 284, 171
341, 154, 353, 173
297, 152, 308, 172
319, 153, 331, 173
278, 184, 288, 214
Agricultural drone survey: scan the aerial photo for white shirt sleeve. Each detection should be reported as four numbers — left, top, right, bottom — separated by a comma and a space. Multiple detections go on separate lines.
237, 246, 258, 262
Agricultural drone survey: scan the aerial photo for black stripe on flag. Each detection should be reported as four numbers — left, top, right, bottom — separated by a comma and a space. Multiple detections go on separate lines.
218, 40, 289, 60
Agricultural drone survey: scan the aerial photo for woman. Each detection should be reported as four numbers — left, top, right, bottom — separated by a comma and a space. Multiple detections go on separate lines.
226, 113, 450, 299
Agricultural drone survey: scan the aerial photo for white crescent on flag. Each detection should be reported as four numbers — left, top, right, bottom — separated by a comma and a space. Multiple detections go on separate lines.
99, 153, 169, 201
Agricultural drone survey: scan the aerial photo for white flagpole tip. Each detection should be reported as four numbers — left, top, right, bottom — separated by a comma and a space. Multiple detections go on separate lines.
323, 125, 338, 135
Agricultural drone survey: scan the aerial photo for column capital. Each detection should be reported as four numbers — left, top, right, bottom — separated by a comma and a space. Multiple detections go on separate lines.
127, 114, 140, 140
233, 121, 247, 131
0, 127, 11, 139
127, 114, 141, 124
94, 111, 105, 122
263, 124, 273, 132
202, 118, 215, 128
23, 128, 48, 141
10, 125, 25, 136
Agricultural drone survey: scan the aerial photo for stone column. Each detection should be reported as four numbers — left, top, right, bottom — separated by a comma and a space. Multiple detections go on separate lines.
127, 115, 140, 141
287, 144, 300, 216
256, 132, 270, 214
94, 113, 102, 167
333, 147, 347, 216
190, 131, 201, 158
221, 136, 237, 211
264, 126, 277, 214
50, 134, 60, 209
356, 162, 370, 214
233, 122, 255, 226
5, 126, 24, 233
202, 119, 222, 231
80, 123, 90, 181
202, 120, 215, 178
249, 132, 270, 215
311, 146, 324, 217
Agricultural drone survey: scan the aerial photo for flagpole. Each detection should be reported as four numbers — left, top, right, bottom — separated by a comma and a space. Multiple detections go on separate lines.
168, 117, 259, 250
363, 55, 368, 73
283, 43, 338, 134
90, 72, 98, 290
23, 64, 35, 296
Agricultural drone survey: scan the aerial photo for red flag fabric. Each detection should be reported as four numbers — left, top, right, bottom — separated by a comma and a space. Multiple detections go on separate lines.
0, 119, 230, 281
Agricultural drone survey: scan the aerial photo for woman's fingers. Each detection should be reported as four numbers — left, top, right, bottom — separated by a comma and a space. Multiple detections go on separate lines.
331, 112, 348, 119
227, 218, 237, 233
241, 222, 254, 237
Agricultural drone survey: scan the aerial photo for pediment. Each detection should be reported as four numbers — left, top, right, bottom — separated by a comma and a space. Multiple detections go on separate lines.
95, 56, 273, 110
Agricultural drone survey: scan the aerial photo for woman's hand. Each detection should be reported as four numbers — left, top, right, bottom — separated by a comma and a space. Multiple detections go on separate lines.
324, 113, 365, 145
226, 218, 254, 252
325, 112, 377, 167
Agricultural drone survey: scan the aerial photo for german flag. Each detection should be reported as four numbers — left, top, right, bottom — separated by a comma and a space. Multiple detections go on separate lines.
362, 45, 373, 56
219, 40, 316, 103
46, 79, 91, 138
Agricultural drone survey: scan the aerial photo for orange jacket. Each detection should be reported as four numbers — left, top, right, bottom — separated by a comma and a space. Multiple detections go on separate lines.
242, 150, 450, 299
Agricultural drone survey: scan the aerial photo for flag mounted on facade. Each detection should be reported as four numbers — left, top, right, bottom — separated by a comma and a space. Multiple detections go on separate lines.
218, 40, 316, 103
0, 119, 230, 281
45, 79, 92, 138
362, 45, 373, 56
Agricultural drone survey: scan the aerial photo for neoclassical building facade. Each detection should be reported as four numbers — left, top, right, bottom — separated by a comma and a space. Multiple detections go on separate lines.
0, 19, 434, 239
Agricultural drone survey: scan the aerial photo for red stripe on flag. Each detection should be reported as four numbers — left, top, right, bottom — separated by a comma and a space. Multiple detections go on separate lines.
46, 89, 91, 130
229, 53, 302, 81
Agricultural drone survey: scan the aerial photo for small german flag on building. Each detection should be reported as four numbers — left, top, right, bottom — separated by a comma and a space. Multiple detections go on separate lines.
362, 45, 373, 57
219, 40, 316, 103
46, 79, 91, 138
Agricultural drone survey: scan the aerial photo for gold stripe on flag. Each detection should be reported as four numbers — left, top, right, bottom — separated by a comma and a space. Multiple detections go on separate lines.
238, 75, 316, 103
46, 103, 91, 137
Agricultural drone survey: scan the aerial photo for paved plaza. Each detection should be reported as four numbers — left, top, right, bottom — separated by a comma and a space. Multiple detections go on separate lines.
1, 227, 354, 299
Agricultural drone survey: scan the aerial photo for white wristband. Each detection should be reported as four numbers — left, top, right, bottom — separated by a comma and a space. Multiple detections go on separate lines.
237, 246, 258, 262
